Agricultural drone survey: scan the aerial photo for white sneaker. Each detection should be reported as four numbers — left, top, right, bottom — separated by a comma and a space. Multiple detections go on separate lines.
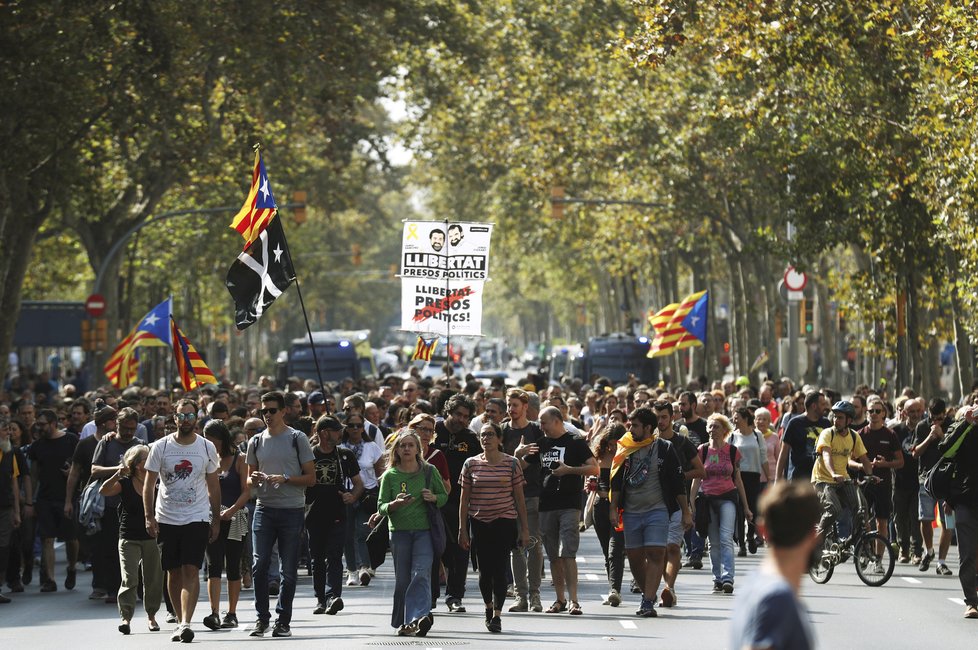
346, 571, 358, 586
874, 561, 885, 575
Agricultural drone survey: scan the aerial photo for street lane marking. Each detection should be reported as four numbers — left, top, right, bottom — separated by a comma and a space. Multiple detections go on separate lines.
950, 598, 966, 606
901, 577, 922, 584
584, 573, 599, 581
619, 620, 637, 629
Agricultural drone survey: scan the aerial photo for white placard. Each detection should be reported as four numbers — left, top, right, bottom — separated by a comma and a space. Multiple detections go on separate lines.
400, 221, 494, 281
400, 278, 485, 337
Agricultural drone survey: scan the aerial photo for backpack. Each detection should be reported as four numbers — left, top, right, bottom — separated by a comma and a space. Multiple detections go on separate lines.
924, 421, 974, 503
78, 479, 105, 535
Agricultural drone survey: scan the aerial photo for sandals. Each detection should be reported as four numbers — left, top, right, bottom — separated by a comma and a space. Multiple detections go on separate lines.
568, 601, 582, 615
546, 600, 567, 613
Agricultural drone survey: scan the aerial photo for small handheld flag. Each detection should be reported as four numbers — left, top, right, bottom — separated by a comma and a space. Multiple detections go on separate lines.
411, 336, 438, 362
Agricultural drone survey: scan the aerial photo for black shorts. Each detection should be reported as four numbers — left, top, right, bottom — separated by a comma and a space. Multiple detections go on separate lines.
158, 521, 210, 571
36, 499, 77, 541
864, 480, 893, 520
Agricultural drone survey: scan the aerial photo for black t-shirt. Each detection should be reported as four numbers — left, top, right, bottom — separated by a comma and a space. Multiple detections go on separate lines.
781, 415, 830, 480
684, 418, 708, 448
27, 433, 78, 502
666, 432, 698, 498
534, 432, 592, 511
432, 421, 480, 500
502, 421, 545, 497
891, 422, 919, 489
118, 477, 151, 541
71, 435, 100, 498
858, 425, 900, 485
306, 446, 360, 525
912, 416, 953, 479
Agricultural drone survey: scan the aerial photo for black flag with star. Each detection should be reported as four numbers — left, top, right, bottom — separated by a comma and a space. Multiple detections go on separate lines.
225, 216, 296, 330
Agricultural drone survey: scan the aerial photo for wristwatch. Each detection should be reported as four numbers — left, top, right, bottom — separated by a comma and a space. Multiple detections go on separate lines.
283, 474, 290, 484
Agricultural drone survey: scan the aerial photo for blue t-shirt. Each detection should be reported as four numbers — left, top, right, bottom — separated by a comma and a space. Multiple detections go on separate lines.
729, 570, 814, 650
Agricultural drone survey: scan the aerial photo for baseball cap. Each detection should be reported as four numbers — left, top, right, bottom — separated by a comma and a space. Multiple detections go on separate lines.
308, 391, 326, 405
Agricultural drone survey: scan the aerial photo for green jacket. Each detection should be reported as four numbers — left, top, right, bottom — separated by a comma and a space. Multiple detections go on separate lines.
378, 463, 449, 531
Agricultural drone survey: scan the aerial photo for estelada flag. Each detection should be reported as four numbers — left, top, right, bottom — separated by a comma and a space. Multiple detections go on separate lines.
104, 298, 174, 387
230, 149, 278, 249
170, 319, 218, 390
647, 290, 709, 357
225, 216, 296, 330
412, 336, 438, 362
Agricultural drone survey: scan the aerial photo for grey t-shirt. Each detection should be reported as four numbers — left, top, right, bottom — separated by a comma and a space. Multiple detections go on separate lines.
729, 570, 814, 650
246, 427, 314, 509
623, 444, 666, 513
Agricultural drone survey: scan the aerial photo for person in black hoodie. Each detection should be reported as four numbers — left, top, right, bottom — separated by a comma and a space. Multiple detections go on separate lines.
944, 405, 978, 619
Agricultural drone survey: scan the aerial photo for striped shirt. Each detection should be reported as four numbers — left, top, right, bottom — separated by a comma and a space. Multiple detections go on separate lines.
460, 454, 525, 523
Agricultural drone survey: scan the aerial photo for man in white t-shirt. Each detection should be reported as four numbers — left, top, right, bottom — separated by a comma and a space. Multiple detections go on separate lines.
143, 399, 221, 643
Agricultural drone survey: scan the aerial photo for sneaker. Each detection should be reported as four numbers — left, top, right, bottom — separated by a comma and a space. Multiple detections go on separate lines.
202, 613, 222, 631
919, 551, 935, 572
8, 581, 24, 593
606, 589, 622, 607
118, 622, 131, 635
65, 569, 76, 590
529, 593, 543, 612
487, 615, 502, 632
911, 554, 922, 565
166, 612, 178, 624
447, 598, 466, 613
546, 600, 567, 613
965, 605, 978, 619
397, 623, 418, 636
636, 597, 656, 617
630, 579, 642, 594
221, 612, 238, 628
683, 556, 703, 570
272, 622, 291, 637
898, 554, 911, 563
171, 626, 184, 642
506, 584, 516, 598
659, 587, 676, 608
416, 613, 433, 637
568, 601, 582, 615
179, 626, 195, 643
313, 601, 328, 615
873, 561, 886, 575
0, 593, 11, 604
347, 571, 358, 586
268, 581, 280, 596
359, 568, 371, 586
721, 582, 734, 594
249, 620, 270, 637
509, 596, 528, 612
326, 596, 345, 615
40, 581, 57, 593
712, 581, 723, 593
937, 563, 953, 576
748, 539, 758, 554
738, 545, 747, 558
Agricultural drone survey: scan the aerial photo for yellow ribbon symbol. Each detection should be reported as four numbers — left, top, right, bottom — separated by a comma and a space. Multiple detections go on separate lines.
407, 224, 419, 240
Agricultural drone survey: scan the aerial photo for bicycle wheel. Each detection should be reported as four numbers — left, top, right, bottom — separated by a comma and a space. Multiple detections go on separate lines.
808, 540, 835, 584
853, 532, 895, 586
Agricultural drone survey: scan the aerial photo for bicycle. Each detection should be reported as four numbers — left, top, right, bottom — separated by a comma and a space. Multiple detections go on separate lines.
809, 478, 896, 587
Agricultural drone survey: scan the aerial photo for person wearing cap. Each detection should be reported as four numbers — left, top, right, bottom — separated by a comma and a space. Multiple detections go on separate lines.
308, 392, 328, 420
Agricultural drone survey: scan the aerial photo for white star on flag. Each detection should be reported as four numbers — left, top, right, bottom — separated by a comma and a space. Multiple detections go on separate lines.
143, 313, 160, 327
272, 243, 283, 263
259, 176, 269, 201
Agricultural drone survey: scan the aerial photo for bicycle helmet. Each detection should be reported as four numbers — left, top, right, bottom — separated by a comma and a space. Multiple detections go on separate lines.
830, 400, 856, 419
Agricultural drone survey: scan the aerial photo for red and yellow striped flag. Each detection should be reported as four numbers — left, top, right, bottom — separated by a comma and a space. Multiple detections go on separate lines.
103, 298, 173, 388
171, 320, 218, 390
229, 149, 278, 249
648, 290, 709, 357
411, 336, 438, 362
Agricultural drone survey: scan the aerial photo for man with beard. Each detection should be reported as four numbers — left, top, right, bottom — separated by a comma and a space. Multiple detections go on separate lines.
429, 229, 445, 252
143, 399, 221, 643
30, 408, 79, 593
89, 407, 144, 603
430, 393, 480, 613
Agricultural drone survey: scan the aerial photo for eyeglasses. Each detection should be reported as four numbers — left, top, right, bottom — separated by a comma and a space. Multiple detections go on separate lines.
868, 409, 884, 414
36, 420, 50, 427
414, 426, 435, 434
260, 408, 279, 416
479, 432, 497, 439
345, 423, 364, 430
175, 413, 197, 421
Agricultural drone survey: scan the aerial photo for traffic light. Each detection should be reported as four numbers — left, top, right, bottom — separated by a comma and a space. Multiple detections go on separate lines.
81, 320, 92, 351
292, 190, 307, 224
801, 298, 814, 335
551, 186, 565, 219
351, 244, 362, 266
94, 318, 108, 351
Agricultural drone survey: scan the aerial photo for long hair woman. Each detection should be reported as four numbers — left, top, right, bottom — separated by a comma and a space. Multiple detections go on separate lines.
457, 422, 529, 633
377, 431, 448, 637
99, 444, 162, 634
590, 422, 627, 607
689, 414, 752, 594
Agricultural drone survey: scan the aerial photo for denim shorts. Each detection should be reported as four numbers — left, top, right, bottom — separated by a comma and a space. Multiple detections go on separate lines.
667, 509, 683, 547
622, 507, 669, 549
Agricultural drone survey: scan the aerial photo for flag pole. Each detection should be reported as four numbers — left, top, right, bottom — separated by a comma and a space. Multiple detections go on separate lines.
278, 224, 330, 413
444, 217, 452, 379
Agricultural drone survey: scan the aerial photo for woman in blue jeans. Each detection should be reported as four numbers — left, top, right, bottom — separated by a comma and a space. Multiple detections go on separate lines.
690, 414, 752, 594
377, 431, 448, 636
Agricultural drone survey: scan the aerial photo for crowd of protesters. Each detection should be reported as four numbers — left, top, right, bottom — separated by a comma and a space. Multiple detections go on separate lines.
2, 362, 978, 645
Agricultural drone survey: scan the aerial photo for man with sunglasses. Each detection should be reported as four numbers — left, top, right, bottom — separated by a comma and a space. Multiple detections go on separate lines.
245, 391, 316, 638
143, 399, 221, 643
857, 396, 903, 557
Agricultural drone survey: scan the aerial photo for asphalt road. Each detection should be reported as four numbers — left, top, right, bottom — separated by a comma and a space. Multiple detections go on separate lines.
2, 532, 975, 648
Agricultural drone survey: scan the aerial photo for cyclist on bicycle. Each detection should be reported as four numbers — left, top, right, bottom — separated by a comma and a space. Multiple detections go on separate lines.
811, 401, 876, 543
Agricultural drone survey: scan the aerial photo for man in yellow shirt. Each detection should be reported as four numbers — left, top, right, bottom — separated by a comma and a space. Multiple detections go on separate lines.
811, 401, 874, 541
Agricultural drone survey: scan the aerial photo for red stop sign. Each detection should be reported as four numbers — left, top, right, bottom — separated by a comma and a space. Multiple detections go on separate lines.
85, 293, 106, 317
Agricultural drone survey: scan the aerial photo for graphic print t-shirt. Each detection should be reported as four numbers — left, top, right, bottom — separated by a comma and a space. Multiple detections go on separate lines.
145, 434, 219, 525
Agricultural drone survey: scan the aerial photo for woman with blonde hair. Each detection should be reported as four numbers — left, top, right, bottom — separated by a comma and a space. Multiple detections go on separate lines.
690, 414, 752, 594
100, 444, 162, 634
377, 431, 448, 636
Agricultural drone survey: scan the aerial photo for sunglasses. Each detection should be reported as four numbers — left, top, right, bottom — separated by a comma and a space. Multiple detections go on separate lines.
260, 408, 279, 416
175, 413, 197, 421
345, 423, 364, 430
868, 409, 884, 414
